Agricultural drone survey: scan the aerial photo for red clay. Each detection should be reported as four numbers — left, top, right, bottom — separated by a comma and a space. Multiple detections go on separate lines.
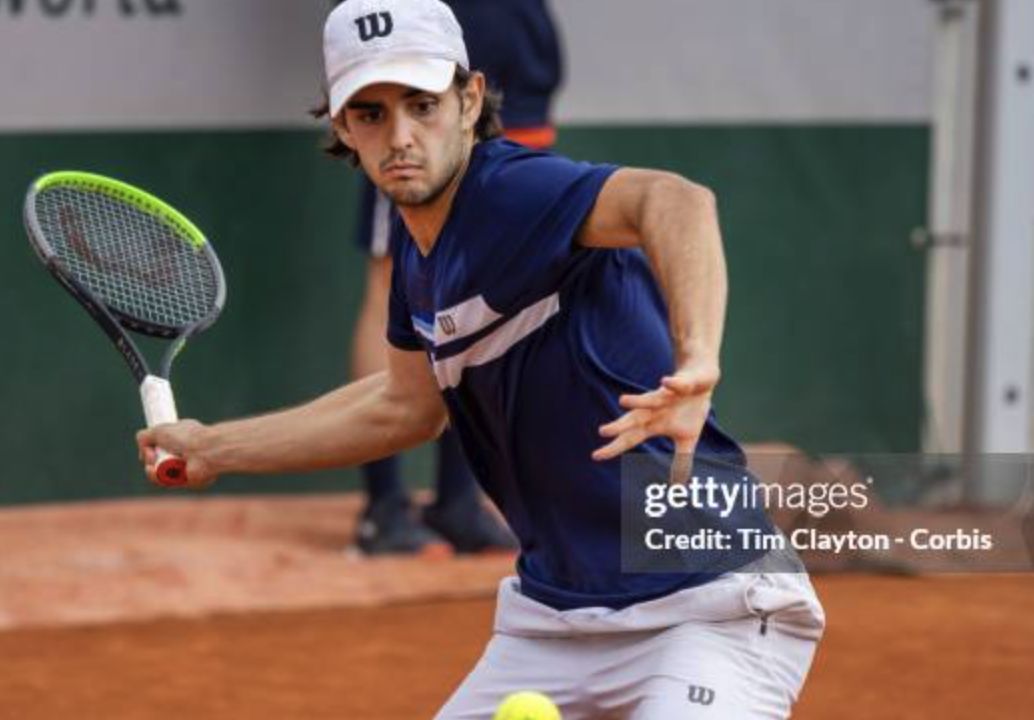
0, 575, 1031, 719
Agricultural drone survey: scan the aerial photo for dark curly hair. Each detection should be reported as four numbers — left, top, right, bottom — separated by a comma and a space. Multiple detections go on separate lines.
311, 67, 503, 167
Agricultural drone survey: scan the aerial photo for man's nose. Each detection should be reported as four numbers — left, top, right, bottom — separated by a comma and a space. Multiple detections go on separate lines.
388, 113, 415, 151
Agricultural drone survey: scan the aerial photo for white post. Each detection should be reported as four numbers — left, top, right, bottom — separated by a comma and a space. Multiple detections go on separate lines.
921, 0, 981, 454
965, 0, 1034, 502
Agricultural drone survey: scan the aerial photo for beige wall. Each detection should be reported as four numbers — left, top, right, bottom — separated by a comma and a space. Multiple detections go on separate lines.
0, 0, 935, 130
552, 0, 935, 123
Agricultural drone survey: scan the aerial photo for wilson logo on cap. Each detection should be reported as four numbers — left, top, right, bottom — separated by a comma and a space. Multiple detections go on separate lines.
323, 0, 469, 116
354, 12, 393, 42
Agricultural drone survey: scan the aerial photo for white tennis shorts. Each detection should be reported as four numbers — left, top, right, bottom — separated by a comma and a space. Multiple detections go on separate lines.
435, 553, 825, 719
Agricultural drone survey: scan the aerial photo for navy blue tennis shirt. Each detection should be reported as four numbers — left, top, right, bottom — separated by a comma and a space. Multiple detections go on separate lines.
388, 139, 773, 610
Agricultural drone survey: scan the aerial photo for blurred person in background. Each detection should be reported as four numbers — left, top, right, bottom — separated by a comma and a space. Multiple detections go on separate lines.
343, 0, 563, 555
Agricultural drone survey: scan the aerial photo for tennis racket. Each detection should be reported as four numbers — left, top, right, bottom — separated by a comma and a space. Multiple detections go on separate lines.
24, 171, 226, 487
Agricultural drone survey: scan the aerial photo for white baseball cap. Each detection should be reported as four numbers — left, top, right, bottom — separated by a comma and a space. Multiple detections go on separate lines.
323, 0, 469, 117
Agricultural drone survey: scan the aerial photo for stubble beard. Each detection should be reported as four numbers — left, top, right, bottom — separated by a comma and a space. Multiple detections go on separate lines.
383, 135, 467, 208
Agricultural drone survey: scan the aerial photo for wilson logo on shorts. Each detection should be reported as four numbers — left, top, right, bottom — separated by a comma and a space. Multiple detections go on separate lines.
687, 685, 716, 706
354, 12, 393, 41
437, 314, 457, 336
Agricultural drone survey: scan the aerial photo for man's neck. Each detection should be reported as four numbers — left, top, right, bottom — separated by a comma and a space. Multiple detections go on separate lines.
398, 141, 475, 257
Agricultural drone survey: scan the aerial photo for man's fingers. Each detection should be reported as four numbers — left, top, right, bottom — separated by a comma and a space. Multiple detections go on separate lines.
619, 388, 673, 410
675, 436, 699, 459
599, 409, 645, 438
661, 374, 709, 395
596, 380, 711, 462
591, 438, 625, 461
669, 452, 694, 485
138, 425, 180, 488
592, 427, 648, 461
136, 429, 154, 454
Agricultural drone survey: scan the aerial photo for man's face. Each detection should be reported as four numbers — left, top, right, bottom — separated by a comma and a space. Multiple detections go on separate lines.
335, 78, 478, 207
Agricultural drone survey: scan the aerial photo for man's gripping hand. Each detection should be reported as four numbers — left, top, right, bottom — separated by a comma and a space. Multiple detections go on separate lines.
592, 359, 720, 480
136, 420, 219, 490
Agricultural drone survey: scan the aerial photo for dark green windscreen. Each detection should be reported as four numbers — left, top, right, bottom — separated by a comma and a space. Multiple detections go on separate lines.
0, 125, 927, 504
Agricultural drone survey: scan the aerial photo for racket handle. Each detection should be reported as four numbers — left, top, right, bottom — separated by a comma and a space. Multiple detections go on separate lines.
155, 449, 188, 486
140, 375, 188, 487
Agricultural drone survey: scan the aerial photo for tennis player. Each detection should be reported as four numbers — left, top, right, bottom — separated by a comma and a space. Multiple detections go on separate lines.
138, 0, 825, 716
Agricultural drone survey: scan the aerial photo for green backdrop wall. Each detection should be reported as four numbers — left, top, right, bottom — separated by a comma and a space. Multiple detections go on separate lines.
0, 125, 927, 504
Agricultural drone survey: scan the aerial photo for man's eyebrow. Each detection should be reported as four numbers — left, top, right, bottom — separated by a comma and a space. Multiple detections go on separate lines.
345, 100, 382, 110
345, 88, 435, 110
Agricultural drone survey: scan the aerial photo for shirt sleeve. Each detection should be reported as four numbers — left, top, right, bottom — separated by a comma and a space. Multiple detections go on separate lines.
482, 150, 618, 301
385, 246, 423, 351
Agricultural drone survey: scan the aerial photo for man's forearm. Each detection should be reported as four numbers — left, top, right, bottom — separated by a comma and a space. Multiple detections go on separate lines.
639, 178, 727, 369
200, 372, 443, 476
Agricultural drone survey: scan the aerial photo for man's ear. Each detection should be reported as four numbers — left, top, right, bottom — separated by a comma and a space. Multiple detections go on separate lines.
459, 71, 485, 133
333, 112, 357, 151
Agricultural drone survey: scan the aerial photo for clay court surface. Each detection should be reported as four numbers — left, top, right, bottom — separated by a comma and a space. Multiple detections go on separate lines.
1, 496, 1032, 719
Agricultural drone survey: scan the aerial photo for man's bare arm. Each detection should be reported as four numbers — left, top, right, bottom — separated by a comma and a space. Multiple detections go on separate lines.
578, 168, 726, 370
579, 169, 726, 460
136, 346, 447, 487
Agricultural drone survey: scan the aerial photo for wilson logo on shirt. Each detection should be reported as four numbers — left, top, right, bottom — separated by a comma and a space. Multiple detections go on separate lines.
687, 685, 716, 706
354, 11, 393, 41
438, 314, 458, 336
432, 296, 502, 346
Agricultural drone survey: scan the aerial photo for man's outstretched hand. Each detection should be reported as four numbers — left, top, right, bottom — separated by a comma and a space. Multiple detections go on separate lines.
592, 360, 719, 478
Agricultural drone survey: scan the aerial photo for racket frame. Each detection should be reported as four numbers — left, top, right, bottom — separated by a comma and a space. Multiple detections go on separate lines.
23, 172, 227, 486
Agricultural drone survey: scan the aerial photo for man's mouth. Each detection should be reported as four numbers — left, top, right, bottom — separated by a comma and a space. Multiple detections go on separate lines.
383, 162, 421, 174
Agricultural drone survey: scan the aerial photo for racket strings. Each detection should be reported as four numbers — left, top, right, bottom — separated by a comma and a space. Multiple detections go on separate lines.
35, 187, 220, 330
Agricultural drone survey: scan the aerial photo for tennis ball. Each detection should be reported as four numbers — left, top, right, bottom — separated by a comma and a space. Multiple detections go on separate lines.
493, 691, 561, 720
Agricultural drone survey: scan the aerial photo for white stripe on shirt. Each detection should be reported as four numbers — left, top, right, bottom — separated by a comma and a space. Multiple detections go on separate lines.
433, 293, 560, 389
